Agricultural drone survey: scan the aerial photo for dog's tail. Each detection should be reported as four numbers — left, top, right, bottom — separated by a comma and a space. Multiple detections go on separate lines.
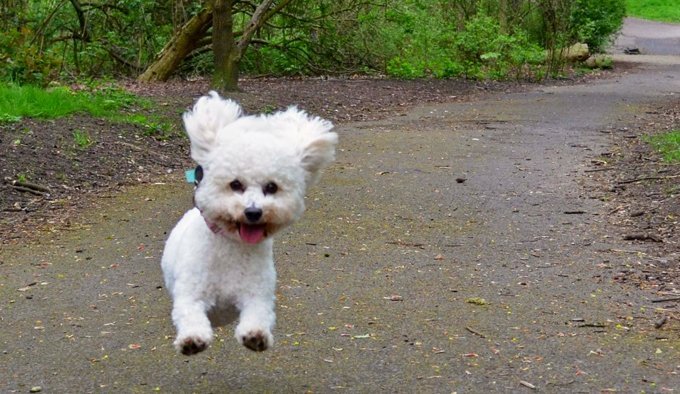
183, 91, 242, 163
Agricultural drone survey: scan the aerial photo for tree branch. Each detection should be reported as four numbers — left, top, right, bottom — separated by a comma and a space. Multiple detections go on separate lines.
235, 0, 275, 53
68, 0, 91, 41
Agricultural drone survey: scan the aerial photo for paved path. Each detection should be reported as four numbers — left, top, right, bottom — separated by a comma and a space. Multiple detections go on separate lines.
612, 17, 680, 56
2, 19, 680, 393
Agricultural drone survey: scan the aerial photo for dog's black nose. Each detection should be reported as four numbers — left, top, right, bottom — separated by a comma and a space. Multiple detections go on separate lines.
244, 207, 263, 223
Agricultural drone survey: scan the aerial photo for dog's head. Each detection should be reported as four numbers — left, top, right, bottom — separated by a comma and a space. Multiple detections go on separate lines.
183, 91, 337, 244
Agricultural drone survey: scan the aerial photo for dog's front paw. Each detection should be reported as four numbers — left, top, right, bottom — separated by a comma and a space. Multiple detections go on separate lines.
238, 329, 273, 352
174, 332, 213, 355
176, 336, 208, 355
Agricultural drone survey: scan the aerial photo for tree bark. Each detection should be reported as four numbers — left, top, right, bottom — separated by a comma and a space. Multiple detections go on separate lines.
137, 5, 213, 82
211, 0, 238, 91
138, 0, 293, 87
211, 0, 277, 91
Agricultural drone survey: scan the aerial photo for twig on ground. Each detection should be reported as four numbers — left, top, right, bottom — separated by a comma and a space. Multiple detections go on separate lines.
623, 234, 663, 242
651, 297, 680, 303
584, 168, 614, 173
4, 179, 51, 195
465, 326, 487, 338
11, 185, 45, 196
618, 174, 680, 184
386, 240, 425, 248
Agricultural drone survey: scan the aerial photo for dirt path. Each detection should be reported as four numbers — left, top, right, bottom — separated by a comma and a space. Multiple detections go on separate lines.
2, 23, 680, 393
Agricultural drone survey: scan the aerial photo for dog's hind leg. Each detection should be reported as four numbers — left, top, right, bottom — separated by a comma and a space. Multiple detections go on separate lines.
171, 298, 214, 355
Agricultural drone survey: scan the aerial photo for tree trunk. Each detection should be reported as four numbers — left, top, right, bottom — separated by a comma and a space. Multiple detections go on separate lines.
138, 0, 292, 87
211, 0, 239, 91
211, 0, 277, 91
137, 5, 212, 82
498, 0, 508, 34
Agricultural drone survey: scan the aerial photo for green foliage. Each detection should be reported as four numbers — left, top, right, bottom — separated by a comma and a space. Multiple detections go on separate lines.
386, 57, 428, 79
569, 0, 626, 52
72, 129, 93, 149
0, 114, 22, 124
646, 130, 680, 163
380, 2, 463, 79
0, 28, 61, 85
1, 0, 173, 85
242, 44, 308, 76
598, 56, 613, 69
379, 8, 543, 80
454, 15, 544, 79
135, 116, 177, 140
2, 0, 627, 83
626, 0, 680, 23
584, 54, 613, 69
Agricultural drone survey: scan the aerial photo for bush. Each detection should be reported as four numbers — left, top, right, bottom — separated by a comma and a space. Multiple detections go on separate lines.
570, 0, 626, 52
380, 11, 543, 80
0, 28, 61, 85
1, 0, 626, 83
381, 3, 461, 79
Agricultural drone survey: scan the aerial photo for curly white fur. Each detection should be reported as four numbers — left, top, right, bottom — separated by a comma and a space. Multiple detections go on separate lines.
161, 91, 337, 355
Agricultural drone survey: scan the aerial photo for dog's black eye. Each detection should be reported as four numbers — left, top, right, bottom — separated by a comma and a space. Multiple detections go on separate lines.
263, 182, 278, 195
194, 165, 203, 185
229, 179, 244, 192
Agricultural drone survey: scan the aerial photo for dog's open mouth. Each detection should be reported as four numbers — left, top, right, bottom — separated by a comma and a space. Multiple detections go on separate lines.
238, 223, 266, 244
203, 216, 268, 244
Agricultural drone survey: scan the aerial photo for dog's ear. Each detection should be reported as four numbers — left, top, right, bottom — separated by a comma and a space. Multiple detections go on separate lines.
267, 106, 337, 184
183, 91, 242, 164
300, 129, 338, 186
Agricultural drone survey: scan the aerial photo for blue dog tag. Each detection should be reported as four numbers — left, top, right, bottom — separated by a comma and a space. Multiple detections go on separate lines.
185, 169, 196, 184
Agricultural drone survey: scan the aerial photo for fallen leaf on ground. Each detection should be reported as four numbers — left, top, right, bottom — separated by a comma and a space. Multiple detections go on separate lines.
519, 380, 536, 389
18, 282, 37, 292
465, 297, 489, 305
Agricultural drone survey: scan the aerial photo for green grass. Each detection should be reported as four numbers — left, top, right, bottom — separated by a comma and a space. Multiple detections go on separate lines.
73, 129, 93, 149
626, 0, 680, 23
646, 130, 680, 162
0, 84, 176, 138
0, 84, 138, 119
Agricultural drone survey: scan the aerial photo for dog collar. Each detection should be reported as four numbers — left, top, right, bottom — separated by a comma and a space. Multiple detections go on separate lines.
185, 165, 203, 185
203, 217, 222, 235
185, 169, 196, 184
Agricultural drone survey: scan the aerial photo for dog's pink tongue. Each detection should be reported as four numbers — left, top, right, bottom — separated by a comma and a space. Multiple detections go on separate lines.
239, 224, 266, 244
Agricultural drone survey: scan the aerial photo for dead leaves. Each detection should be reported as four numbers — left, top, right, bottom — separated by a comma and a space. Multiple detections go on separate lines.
465, 297, 489, 306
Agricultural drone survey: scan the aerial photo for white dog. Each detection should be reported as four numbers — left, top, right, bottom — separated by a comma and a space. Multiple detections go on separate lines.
161, 91, 337, 355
